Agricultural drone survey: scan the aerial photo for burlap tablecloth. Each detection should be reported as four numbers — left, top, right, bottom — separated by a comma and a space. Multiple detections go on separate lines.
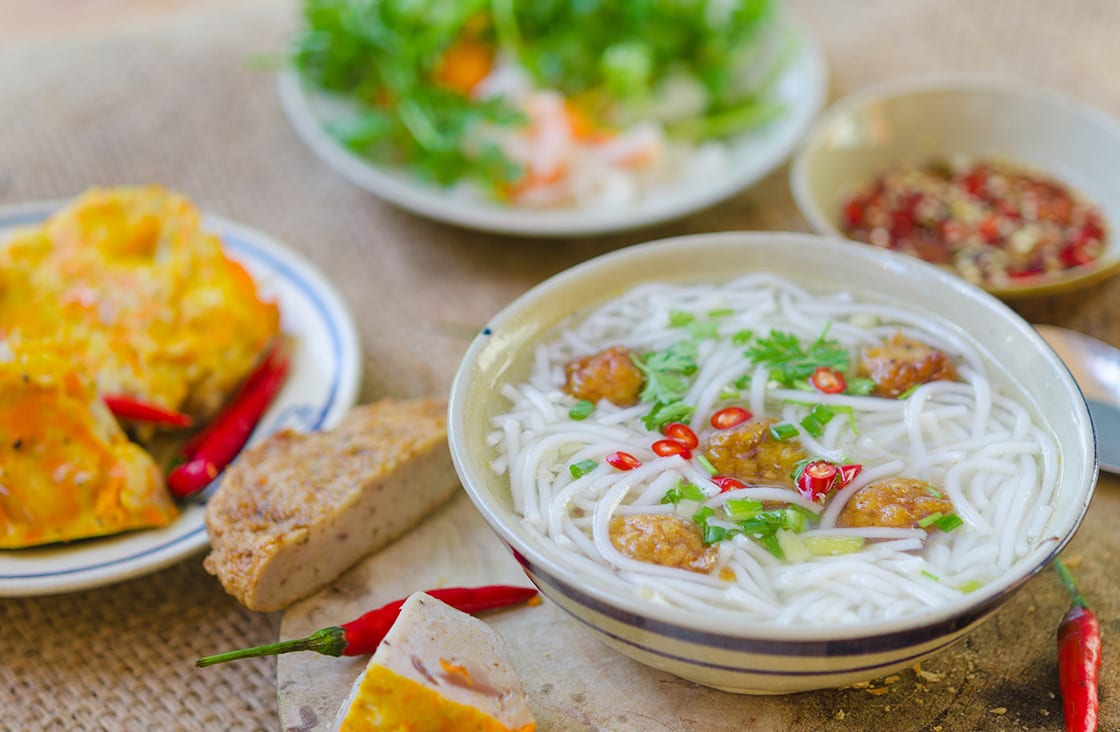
1, 1, 1118, 729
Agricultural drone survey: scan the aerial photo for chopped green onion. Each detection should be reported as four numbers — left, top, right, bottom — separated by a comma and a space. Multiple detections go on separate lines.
846, 377, 877, 396
708, 308, 735, 318
809, 404, 834, 424
925, 485, 945, 498
569, 459, 598, 478
804, 535, 864, 556
921, 570, 940, 582
757, 533, 784, 559
957, 579, 984, 594
733, 373, 751, 390
702, 524, 727, 545
695, 454, 717, 475
724, 498, 763, 521
669, 310, 695, 327
692, 505, 715, 526
799, 415, 824, 438
718, 387, 741, 400
568, 400, 595, 420
934, 513, 964, 532
661, 480, 707, 504
689, 321, 719, 339
731, 329, 754, 346
917, 511, 944, 528
776, 528, 810, 563
897, 384, 921, 400
783, 506, 815, 533
770, 423, 798, 441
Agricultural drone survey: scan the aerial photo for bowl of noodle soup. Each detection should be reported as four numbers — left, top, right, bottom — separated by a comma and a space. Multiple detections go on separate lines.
448, 231, 1096, 693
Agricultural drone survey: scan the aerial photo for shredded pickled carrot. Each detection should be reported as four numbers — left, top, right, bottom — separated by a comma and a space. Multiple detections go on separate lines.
432, 38, 494, 96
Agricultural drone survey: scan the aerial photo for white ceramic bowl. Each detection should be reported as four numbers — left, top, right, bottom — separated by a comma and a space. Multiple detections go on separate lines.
278, 12, 826, 237
448, 231, 1097, 694
790, 74, 1120, 299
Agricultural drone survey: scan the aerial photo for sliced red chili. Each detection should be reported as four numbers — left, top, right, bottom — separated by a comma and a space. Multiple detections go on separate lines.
710, 406, 751, 430
605, 451, 641, 471
651, 439, 691, 460
711, 475, 747, 493
837, 463, 863, 488
662, 422, 699, 450
810, 366, 846, 394
796, 460, 839, 502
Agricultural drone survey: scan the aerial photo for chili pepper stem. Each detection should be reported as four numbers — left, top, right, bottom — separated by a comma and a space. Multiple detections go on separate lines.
1054, 557, 1090, 609
196, 626, 347, 667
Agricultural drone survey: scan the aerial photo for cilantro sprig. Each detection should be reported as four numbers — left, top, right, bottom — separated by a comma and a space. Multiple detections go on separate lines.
743, 325, 851, 388
632, 341, 698, 431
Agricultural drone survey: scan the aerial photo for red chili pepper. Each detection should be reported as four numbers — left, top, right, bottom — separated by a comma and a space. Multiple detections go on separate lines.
837, 463, 863, 488
103, 395, 193, 428
662, 422, 699, 449
712, 475, 747, 493
168, 343, 289, 499
809, 366, 846, 394
651, 439, 691, 459
605, 451, 641, 471
1053, 558, 1100, 732
194, 585, 539, 667
796, 460, 839, 502
711, 406, 751, 430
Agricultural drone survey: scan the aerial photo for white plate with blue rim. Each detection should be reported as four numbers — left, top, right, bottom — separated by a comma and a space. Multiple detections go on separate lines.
277, 10, 827, 237
0, 201, 362, 596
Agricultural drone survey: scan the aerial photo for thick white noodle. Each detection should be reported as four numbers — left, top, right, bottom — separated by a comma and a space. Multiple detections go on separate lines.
489, 275, 1059, 625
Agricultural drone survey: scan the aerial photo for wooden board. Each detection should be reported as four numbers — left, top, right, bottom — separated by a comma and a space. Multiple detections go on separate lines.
277, 491, 1080, 732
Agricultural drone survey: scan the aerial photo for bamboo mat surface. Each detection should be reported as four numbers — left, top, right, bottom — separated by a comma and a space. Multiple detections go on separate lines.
1, 1, 1118, 730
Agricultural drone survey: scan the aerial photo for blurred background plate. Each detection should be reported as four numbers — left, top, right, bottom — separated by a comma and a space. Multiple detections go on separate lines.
278, 11, 827, 238
0, 202, 362, 597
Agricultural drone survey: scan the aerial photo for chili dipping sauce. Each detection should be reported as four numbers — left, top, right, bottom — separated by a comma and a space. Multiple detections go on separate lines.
840, 157, 1108, 288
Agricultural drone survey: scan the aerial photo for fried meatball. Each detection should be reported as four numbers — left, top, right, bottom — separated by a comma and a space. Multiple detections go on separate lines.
859, 332, 958, 398
703, 418, 807, 487
836, 477, 954, 529
563, 345, 645, 407
609, 513, 717, 573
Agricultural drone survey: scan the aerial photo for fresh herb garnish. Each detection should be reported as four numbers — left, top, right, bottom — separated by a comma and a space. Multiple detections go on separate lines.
642, 401, 696, 432
668, 310, 695, 327
688, 321, 719, 340
731, 329, 754, 346
846, 377, 877, 396
633, 341, 698, 404
744, 325, 850, 388
770, 423, 798, 441
696, 453, 718, 475
569, 459, 597, 478
660, 480, 706, 504
934, 513, 964, 532
568, 399, 594, 420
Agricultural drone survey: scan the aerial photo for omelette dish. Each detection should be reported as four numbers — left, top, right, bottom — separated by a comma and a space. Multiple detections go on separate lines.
0, 186, 280, 548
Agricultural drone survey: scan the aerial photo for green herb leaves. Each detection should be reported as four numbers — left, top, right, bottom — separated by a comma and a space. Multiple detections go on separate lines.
744, 326, 851, 388
633, 341, 698, 431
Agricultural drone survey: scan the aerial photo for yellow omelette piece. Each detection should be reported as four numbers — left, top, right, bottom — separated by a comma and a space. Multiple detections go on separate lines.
0, 185, 279, 420
0, 347, 177, 548
333, 593, 536, 732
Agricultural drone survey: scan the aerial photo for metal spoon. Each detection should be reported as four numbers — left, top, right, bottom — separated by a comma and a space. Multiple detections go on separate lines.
1036, 324, 1120, 474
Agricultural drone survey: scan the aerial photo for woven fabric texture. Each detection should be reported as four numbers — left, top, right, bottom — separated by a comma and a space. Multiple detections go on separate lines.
0, 1, 1117, 730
